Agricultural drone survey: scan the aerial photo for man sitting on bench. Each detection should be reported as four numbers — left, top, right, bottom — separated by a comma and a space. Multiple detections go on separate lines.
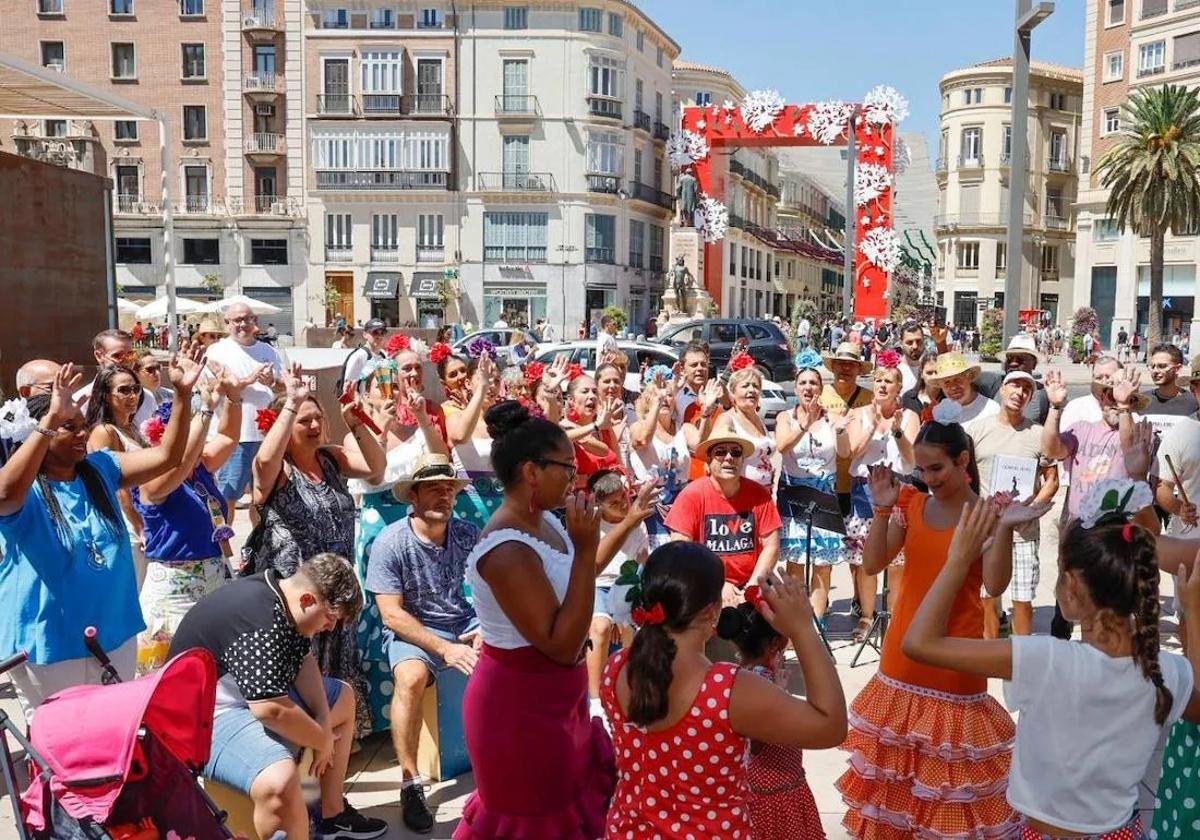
169, 553, 387, 840
365, 454, 479, 833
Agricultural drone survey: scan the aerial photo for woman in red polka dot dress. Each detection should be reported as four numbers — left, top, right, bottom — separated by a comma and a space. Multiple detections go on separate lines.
601, 541, 847, 839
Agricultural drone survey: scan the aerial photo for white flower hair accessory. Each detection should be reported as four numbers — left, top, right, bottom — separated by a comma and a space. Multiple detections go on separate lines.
1076, 479, 1154, 529
0, 398, 36, 443
930, 399, 963, 426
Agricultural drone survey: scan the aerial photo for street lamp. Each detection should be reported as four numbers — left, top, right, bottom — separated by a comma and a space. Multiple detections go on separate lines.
1004, 0, 1054, 343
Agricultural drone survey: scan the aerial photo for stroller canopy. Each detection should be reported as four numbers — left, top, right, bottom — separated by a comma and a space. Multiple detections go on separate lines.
22, 649, 217, 830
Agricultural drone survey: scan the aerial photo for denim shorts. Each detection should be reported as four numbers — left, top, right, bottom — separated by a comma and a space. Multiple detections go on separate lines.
216, 440, 261, 500
202, 676, 343, 794
593, 585, 613, 620
386, 618, 479, 680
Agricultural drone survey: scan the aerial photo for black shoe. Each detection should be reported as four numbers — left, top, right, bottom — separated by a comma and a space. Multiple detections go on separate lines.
319, 801, 389, 840
400, 784, 435, 834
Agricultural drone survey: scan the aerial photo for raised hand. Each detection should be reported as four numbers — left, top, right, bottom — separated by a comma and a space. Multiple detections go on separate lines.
46, 363, 81, 428
992, 494, 1054, 528
1123, 419, 1155, 478
473, 353, 497, 394
1113, 366, 1142, 408
595, 398, 616, 430
1175, 550, 1200, 619
831, 410, 852, 435
404, 384, 428, 420
564, 491, 600, 556
866, 462, 900, 508
168, 344, 206, 394
1043, 368, 1068, 407
947, 499, 999, 567
699, 379, 724, 413
756, 571, 814, 639
627, 479, 663, 522
541, 354, 569, 394
282, 361, 310, 405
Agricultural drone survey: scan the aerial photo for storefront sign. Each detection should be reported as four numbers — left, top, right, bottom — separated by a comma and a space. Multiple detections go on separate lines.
409, 272, 442, 299
364, 273, 400, 299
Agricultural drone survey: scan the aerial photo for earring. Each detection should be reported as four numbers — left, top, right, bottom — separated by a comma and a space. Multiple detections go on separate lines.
528, 481, 539, 515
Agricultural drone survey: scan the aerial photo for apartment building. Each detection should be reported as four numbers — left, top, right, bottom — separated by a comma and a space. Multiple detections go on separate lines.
456, 2, 678, 335
0, 0, 308, 335
935, 58, 1082, 329
775, 171, 847, 319
1075, 0, 1200, 346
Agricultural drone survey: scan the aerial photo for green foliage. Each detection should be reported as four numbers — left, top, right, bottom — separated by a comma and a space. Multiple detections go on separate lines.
601, 305, 628, 332
1070, 306, 1098, 337
200, 273, 223, 295
979, 308, 1004, 361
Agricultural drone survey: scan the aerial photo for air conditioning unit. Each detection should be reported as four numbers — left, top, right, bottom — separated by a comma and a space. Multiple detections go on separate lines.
255, 104, 275, 116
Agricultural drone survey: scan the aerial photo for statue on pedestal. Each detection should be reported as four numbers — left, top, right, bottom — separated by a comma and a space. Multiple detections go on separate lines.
676, 169, 698, 228
670, 255, 694, 313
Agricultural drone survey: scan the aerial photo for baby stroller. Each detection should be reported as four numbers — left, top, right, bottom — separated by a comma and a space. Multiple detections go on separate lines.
1, 637, 236, 840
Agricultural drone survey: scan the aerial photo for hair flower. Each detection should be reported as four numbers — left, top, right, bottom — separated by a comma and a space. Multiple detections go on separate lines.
523, 361, 546, 385
565, 362, 585, 381
429, 342, 452, 364
876, 349, 902, 369
794, 349, 824, 372
729, 353, 755, 372
642, 364, 675, 386
140, 416, 166, 447
743, 585, 766, 614
255, 408, 279, 434
385, 333, 411, 357
211, 524, 235, 544
465, 335, 496, 360
1077, 479, 1154, 529
930, 399, 963, 426
0, 398, 36, 443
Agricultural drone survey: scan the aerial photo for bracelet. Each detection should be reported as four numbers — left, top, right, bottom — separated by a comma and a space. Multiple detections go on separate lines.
199, 408, 215, 419
227, 398, 242, 405
281, 405, 298, 415
872, 506, 894, 518
1049, 402, 1066, 411
33, 425, 55, 439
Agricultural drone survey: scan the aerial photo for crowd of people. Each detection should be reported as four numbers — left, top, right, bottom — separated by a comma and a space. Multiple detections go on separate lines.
5, 305, 1200, 840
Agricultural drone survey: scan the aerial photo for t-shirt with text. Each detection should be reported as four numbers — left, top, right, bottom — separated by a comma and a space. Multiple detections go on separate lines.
664, 478, 781, 586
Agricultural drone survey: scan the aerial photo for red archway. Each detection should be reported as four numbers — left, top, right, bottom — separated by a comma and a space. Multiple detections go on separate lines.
674, 87, 907, 322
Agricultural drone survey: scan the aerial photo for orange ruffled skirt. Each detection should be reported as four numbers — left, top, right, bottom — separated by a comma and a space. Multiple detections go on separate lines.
836, 673, 1020, 840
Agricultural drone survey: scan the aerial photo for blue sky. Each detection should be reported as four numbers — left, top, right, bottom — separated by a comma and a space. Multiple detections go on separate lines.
639, 0, 1086, 150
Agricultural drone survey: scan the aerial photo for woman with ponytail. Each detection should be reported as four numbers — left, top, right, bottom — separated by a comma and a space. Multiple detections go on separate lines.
904, 483, 1200, 840
602, 542, 846, 839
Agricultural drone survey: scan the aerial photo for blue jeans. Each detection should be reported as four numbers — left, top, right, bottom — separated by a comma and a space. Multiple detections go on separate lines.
385, 617, 479, 680
216, 440, 261, 500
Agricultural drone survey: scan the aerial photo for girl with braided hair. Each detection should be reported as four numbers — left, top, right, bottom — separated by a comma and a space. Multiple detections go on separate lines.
905, 483, 1200, 840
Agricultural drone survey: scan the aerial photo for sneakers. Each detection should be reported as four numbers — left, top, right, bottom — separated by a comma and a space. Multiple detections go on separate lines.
400, 784, 435, 835
318, 801, 390, 840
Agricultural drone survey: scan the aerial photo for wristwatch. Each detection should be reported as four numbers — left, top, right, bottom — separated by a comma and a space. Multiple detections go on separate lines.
891, 427, 903, 439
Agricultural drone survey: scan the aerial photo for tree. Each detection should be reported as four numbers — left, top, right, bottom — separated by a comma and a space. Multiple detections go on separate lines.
601, 304, 628, 333
1093, 84, 1200, 349
979, 308, 1004, 361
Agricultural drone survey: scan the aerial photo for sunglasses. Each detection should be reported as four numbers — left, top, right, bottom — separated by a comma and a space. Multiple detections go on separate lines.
708, 446, 743, 460
140, 364, 161, 374
113, 384, 143, 396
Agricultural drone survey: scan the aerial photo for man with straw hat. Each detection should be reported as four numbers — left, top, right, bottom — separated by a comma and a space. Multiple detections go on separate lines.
1154, 355, 1200, 536
194, 315, 227, 349
926, 351, 999, 430
364, 452, 476, 832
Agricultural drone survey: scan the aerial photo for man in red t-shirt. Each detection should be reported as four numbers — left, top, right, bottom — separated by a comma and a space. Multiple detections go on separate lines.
664, 434, 781, 605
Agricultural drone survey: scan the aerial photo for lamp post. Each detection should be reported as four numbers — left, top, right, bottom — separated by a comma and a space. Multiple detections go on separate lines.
1004, 0, 1054, 343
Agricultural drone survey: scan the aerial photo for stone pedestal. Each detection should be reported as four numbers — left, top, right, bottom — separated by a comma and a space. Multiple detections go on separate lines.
667, 227, 714, 320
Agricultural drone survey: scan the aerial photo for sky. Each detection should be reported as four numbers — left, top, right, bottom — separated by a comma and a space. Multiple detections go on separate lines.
639, 0, 1086, 152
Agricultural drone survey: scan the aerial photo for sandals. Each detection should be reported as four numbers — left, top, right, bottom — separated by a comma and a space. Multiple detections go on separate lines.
851, 617, 873, 642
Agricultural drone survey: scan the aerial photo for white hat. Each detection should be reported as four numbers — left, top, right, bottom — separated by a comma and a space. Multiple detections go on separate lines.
1001, 334, 1042, 365
1002, 370, 1035, 387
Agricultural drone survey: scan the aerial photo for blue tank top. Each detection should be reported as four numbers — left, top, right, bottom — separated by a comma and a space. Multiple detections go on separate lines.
135, 465, 229, 562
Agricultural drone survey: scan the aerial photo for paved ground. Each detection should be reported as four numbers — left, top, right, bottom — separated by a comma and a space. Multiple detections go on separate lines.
0, 354, 1158, 840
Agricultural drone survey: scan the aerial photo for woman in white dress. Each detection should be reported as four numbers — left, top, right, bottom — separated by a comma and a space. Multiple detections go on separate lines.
629, 378, 689, 547
711, 364, 776, 489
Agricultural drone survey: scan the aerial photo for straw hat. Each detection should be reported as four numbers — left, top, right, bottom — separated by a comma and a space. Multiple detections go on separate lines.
822, 342, 873, 375
695, 434, 755, 460
196, 316, 227, 337
392, 453, 469, 503
926, 352, 982, 382
1089, 381, 1151, 412
1001, 334, 1042, 365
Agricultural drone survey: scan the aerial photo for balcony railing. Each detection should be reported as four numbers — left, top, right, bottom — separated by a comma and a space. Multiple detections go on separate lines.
315, 169, 449, 190
417, 247, 445, 263
1048, 156, 1071, 173
1044, 214, 1069, 230
935, 155, 949, 172
182, 195, 211, 213
371, 246, 400, 263
653, 121, 670, 141
116, 194, 142, 213
585, 247, 615, 264
317, 94, 356, 115
587, 96, 622, 120
404, 94, 452, 116
1137, 64, 1166, 78
629, 181, 673, 210
1000, 152, 1013, 167
586, 173, 621, 194
1041, 269, 1061, 282
1174, 57, 1200, 71
325, 245, 353, 263
494, 94, 540, 117
478, 171, 556, 192
255, 194, 280, 213
244, 72, 283, 94
361, 93, 403, 115
242, 11, 280, 32
957, 154, 984, 170
245, 132, 285, 155
727, 212, 747, 230
934, 211, 1037, 228
633, 109, 651, 132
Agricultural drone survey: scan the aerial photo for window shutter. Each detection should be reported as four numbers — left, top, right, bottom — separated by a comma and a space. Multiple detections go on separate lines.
1175, 32, 1200, 67
1143, 0, 1168, 16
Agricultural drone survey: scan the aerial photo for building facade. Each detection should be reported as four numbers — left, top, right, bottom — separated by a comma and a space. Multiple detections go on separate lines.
935, 58, 1082, 329
1074, 0, 1200, 347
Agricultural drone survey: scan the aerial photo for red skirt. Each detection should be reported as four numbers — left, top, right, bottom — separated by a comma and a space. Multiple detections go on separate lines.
453, 644, 615, 840
748, 743, 826, 840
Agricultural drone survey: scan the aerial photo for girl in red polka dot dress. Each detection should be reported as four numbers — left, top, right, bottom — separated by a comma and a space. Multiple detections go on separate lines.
717, 593, 827, 839
601, 541, 847, 839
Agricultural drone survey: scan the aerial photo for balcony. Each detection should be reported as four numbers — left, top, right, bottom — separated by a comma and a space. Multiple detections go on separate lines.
325, 245, 353, 263
417, 247, 445, 263
629, 181, 673, 210
586, 173, 621, 194
585, 247, 615, 264
1048, 156, 1071, 173
478, 171, 556, 192
633, 109, 651, 132
1044, 214, 1069, 230
254, 194, 280, 213
244, 72, 284, 100
728, 212, 747, 230
957, 154, 984, 171
587, 95, 622, 121
1137, 65, 1166, 78
653, 121, 670, 142
1041, 269, 1061, 283
404, 94, 453, 117
371, 246, 400, 263
1000, 152, 1013, 168
241, 11, 281, 40
245, 132, 285, 158
182, 195, 211, 214
316, 94, 357, 116
1174, 57, 1200, 71
494, 95, 540, 119
314, 169, 449, 190
935, 155, 949, 174
362, 93, 403, 116
116, 194, 145, 213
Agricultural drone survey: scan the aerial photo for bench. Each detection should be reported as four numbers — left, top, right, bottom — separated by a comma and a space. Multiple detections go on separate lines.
416, 665, 471, 782
202, 750, 314, 840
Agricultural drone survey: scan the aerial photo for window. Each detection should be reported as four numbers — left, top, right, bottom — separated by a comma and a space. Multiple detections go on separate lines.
1041, 244, 1058, 273
740, 246, 748, 278
325, 213, 352, 259
655, 91, 663, 122
179, 0, 203, 14
634, 79, 644, 113
250, 238, 288, 265
656, 46, 663, 68
579, 7, 602, 31
960, 127, 982, 163
629, 220, 645, 268
37, 0, 64, 15
361, 50, 402, 93
111, 43, 136, 79
636, 29, 644, 51
322, 8, 347, 28
1046, 189, 1064, 220
483, 212, 548, 262
44, 120, 67, 138
1104, 51, 1124, 81
1002, 124, 1012, 160
608, 12, 622, 36
587, 131, 622, 174
695, 91, 712, 107
116, 237, 152, 264
588, 55, 622, 99
1174, 32, 1200, 70
372, 214, 399, 252
1142, 0, 1168, 18
1050, 131, 1068, 168
41, 41, 64, 70
110, 0, 132, 14
183, 105, 207, 140
956, 241, 980, 270
1049, 92, 1068, 110
1103, 107, 1121, 134
649, 225, 664, 270
418, 214, 444, 261
181, 44, 205, 79
503, 6, 527, 29
183, 165, 208, 210
113, 165, 137, 203
995, 243, 1007, 273
310, 127, 451, 173
1094, 218, 1121, 241
585, 214, 615, 263
418, 8, 441, 28
729, 244, 736, 275
1004, 86, 1012, 104
1139, 41, 1166, 75
182, 238, 219, 264
963, 87, 982, 105
1108, 0, 1124, 24
114, 120, 138, 141
369, 8, 395, 28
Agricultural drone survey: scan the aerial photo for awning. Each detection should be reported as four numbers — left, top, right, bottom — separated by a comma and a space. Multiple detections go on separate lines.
0, 52, 156, 120
365, 272, 400, 299
410, 272, 443, 299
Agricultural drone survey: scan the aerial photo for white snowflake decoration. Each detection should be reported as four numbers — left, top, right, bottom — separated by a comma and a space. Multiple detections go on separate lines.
792, 122, 805, 137
894, 136, 912, 175
696, 119, 706, 130
665, 130, 709, 170
722, 99, 736, 112
862, 85, 910, 126
741, 89, 786, 134
859, 226, 902, 273
807, 101, 855, 145
695, 196, 729, 243
0, 398, 35, 443
854, 163, 893, 206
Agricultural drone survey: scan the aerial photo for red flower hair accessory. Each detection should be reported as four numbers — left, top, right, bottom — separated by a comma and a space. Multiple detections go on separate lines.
632, 602, 666, 626
876, 349, 902, 369
429, 342, 452, 364
385, 333, 411, 357
744, 585, 766, 614
141, 417, 165, 447
565, 362, 584, 381
729, 353, 755, 372
255, 408, 279, 434
523, 361, 545, 385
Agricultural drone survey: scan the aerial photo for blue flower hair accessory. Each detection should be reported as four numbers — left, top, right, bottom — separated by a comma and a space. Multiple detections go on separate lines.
794, 348, 824, 372
642, 364, 675, 386
465, 335, 496, 360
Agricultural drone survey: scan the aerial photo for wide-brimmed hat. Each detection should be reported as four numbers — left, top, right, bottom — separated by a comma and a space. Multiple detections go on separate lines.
196, 316, 226, 337
695, 434, 755, 460
1089, 381, 1151, 412
1001, 334, 1042, 365
927, 352, 982, 383
392, 453, 469, 503
823, 342, 873, 375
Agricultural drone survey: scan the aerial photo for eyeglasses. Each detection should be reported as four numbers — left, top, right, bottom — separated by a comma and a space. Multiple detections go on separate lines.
227, 315, 258, 325
708, 446, 743, 460
140, 364, 161, 374
536, 457, 578, 481
114, 384, 143, 397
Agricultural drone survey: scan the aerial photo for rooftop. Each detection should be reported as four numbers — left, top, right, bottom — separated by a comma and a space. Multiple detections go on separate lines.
940, 56, 1084, 87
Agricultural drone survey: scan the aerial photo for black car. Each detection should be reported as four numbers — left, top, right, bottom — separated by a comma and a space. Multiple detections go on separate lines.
654, 318, 795, 382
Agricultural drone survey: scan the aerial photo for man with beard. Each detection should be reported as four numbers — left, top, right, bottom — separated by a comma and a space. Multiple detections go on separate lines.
676, 340, 725, 480
1155, 355, 1200, 536
896, 321, 927, 394
974, 334, 1051, 425
1141, 343, 1198, 439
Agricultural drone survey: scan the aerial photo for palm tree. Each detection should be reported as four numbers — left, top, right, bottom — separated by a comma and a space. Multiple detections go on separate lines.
1094, 84, 1200, 350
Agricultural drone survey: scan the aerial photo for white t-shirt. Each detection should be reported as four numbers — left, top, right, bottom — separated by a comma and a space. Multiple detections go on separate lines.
597, 330, 619, 363
960, 391, 1001, 434
203, 338, 282, 443
1060, 394, 1102, 431
899, 360, 920, 394
596, 518, 649, 586
1004, 636, 1194, 834
1158, 416, 1200, 534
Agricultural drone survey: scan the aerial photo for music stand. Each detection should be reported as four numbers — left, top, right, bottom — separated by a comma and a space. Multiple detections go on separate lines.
778, 483, 844, 655
850, 564, 891, 668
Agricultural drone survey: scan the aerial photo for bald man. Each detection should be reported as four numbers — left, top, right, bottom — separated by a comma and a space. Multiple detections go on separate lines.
15, 359, 59, 398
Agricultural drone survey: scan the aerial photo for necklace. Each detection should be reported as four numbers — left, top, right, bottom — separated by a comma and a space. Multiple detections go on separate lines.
47, 478, 108, 570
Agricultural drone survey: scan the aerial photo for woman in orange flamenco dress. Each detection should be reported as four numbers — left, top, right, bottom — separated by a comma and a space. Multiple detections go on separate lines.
837, 403, 1020, 840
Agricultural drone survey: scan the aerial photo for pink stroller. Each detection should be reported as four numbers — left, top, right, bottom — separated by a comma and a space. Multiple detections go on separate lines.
7, 647, 237, 840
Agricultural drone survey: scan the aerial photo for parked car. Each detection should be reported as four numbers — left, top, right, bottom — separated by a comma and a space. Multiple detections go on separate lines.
531, 340, 792, 429
653, 318, 796, 383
